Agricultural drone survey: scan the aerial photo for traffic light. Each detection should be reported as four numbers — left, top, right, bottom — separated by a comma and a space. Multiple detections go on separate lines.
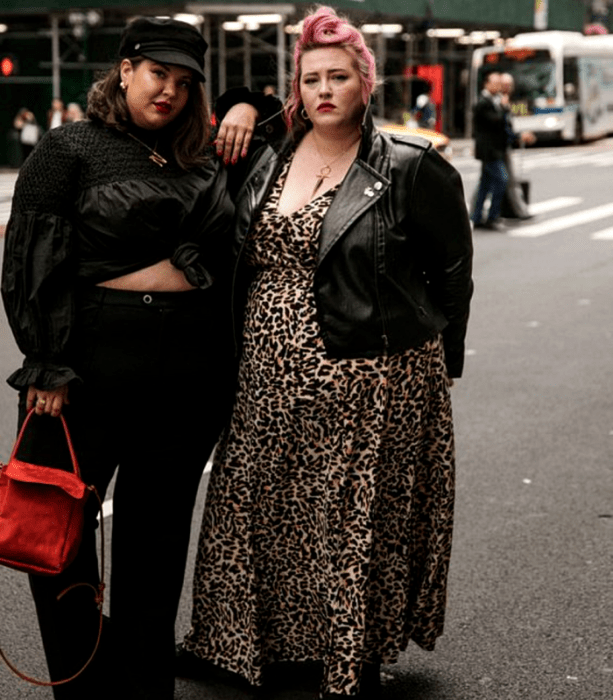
1, 54, 17, 77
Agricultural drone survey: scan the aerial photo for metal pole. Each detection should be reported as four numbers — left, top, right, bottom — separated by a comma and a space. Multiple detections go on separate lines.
218, 22, 226, 96
404, 29, 413, 115
288, 30, 297, 98
464, 49, 472, 140
51, 14, 60, 99
277, 18, 286, 102
243, 29, 251, 89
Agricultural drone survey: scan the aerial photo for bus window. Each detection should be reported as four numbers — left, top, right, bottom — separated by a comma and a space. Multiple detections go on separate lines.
563, 58, 579, 101
477, 49, 556, 103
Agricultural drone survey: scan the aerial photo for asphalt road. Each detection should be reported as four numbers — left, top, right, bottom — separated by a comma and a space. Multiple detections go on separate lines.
0, 139, 612, 699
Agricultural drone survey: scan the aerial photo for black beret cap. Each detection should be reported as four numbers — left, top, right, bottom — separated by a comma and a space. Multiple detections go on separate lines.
119, 17, 208, 82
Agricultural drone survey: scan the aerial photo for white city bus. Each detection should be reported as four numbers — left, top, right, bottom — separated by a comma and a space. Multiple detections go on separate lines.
471, 31, 613, 143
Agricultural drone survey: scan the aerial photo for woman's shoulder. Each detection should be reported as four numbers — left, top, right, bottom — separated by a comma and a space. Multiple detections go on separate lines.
373, 127, 432, 155
13, 121, 120, 213
31, 120, 115, 169
42, 118, 95, 141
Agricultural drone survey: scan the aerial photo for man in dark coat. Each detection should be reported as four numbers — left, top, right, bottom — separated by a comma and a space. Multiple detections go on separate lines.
471, 71, 508, 230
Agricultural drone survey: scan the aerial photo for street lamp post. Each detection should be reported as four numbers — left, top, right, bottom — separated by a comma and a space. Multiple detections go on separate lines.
51, 14, 60, 100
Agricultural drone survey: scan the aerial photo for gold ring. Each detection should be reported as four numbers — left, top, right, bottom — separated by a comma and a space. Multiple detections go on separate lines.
37, 398, 46, 405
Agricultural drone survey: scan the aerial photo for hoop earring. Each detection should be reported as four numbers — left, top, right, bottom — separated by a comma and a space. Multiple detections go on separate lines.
301, 107, 310, 121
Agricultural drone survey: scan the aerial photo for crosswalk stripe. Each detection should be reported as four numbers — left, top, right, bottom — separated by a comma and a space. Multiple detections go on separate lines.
591, 227, 613, 240
510, 202, 613, 238
528, 196, 582, 216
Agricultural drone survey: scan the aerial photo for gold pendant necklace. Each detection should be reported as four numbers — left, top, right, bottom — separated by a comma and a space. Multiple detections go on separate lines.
127, 132, 168, 168
312, 165, 333, 197
311, 131, 361, 197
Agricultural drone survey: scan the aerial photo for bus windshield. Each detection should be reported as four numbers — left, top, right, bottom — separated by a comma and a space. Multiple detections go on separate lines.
479, 48, 556, 101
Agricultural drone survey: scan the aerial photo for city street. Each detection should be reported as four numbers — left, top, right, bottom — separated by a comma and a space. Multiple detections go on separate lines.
0, 138, 612, 699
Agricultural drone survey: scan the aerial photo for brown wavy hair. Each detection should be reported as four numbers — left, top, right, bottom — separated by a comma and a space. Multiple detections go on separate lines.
86, 58, 211, 170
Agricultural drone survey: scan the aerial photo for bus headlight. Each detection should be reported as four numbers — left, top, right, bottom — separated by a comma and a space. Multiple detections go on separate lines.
544, 116, 562, 129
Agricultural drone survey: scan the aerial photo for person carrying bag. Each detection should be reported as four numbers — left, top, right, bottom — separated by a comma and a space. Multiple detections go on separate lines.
0, 408, 104, 687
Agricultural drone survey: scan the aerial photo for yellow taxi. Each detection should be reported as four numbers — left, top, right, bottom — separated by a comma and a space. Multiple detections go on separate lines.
377, 123, 453, 161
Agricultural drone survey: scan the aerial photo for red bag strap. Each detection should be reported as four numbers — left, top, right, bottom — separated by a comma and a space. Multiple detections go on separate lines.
9, 408, 81, 480
0, 412, 106, 687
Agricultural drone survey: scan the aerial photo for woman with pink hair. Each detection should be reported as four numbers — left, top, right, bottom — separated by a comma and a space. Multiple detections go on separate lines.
179, 7, 473, 698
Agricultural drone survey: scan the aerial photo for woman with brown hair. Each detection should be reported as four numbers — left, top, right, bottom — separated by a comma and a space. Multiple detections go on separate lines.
2, 16, 261, 700
179, 6, 473, 699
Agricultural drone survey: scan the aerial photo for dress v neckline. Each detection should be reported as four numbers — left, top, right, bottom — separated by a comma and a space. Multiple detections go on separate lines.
275, 154, 340, 218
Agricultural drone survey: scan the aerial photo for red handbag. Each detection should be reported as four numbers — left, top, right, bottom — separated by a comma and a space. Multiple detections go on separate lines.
0, 408, 105, 686
0, 408, 91, 575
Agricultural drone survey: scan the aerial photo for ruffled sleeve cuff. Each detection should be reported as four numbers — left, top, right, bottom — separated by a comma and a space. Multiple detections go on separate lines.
7, 361, 81, 392
171, 242, 214, 290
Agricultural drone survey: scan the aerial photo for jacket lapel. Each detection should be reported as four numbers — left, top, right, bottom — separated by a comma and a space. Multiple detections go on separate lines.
319, 160, 389, 263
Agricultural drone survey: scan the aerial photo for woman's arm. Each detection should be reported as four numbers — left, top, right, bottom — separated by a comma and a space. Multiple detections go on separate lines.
410, 147, 474, 378
215, 102, 258, 165
1, 127, 80, 394
214, 88, 284, 165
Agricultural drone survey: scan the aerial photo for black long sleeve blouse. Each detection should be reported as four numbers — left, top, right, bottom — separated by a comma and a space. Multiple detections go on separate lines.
1, 120, 234, 391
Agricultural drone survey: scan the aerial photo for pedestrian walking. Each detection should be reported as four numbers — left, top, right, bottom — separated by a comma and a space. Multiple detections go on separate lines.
177, 6, 473, 699
47, 98, 67, 129
412, 82, 437, 130
64, 102, 85, 122
12, 108, 41, 162
471, 71, 510, 230
500, 72, 535, 220
1, 16, 262, 700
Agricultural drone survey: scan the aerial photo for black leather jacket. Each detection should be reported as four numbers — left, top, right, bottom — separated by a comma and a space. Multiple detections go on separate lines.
473, 92, 508, 162
232, 110, 473, 378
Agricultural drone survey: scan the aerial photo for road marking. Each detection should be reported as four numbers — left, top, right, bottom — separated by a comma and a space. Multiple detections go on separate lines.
591, 227, 613, 240
466, 195, 581, 218
510, 202, 613, 238
528, 196, 582, 216
101, 458, 214, 519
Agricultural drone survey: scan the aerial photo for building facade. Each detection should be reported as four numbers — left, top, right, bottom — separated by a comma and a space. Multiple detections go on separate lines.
0, 0, 607, 165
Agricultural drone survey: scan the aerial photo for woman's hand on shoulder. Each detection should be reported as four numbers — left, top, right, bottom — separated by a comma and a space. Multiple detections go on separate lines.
215, 103, 258, 165
27, 384, 70, 417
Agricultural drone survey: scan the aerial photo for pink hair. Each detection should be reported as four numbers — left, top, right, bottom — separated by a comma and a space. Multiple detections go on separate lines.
285, 6, 377, 130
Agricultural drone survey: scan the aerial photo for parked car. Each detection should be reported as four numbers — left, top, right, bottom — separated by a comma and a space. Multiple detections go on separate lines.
377, 123, 453, 161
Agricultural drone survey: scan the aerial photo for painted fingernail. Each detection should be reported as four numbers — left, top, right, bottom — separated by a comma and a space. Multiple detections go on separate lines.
232, 156, 238, 165
241, 148, 248, 158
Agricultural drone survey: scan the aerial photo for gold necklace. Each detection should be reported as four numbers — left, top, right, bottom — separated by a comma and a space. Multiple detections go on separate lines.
127, 132, 168, 167
311, 132, 361, 197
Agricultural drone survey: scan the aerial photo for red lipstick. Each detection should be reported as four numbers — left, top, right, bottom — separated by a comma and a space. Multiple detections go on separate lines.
317, 102, 335, 112
154, 102, 171, 115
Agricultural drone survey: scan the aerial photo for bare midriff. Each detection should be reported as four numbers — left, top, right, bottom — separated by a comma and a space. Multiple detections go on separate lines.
96, 258, 197, 292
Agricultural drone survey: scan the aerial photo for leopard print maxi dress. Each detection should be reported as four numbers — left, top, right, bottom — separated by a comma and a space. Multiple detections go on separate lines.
184, 160, 456, 697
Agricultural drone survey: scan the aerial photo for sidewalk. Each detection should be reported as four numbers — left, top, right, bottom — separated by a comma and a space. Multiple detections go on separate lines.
0, 169, 18, 235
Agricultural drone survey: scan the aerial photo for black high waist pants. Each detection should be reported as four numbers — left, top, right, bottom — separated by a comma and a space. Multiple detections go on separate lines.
16, 286, 236, 699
